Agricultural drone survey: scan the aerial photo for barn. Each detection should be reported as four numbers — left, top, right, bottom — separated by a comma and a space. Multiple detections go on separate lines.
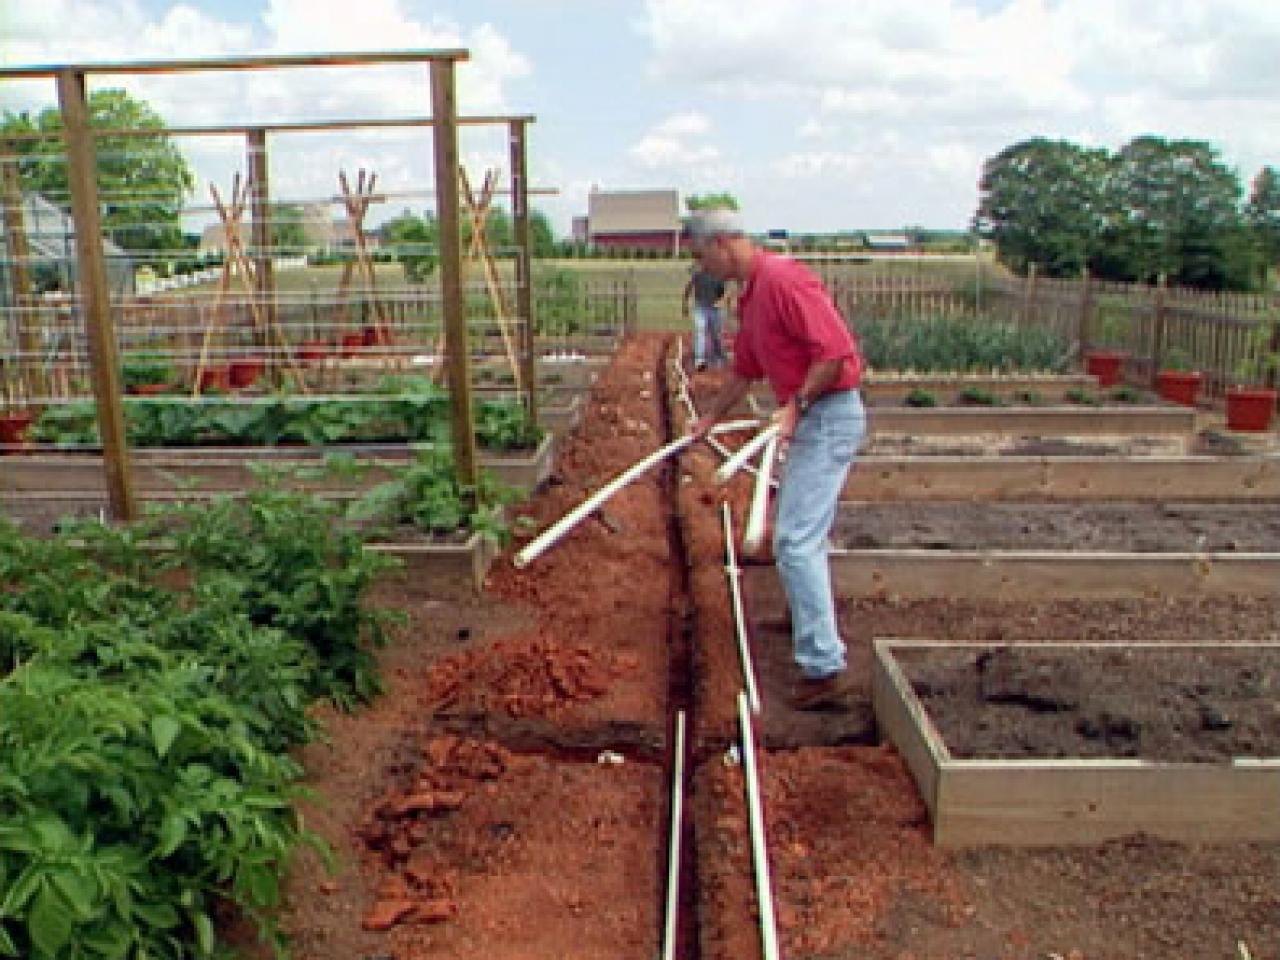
586, 189, 681, 254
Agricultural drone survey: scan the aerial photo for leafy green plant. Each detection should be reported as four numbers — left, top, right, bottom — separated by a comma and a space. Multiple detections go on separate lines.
860, 313, 1071, 373
1108, 385, 1145, 403
1012, 389, 1046, 406
904, 388, 937, 407
1160, 346, 1196, 372
956, 385, 1002, 406
121, 352, 176, 389
1064, 387, 1101, 406
345, 448, 518, 545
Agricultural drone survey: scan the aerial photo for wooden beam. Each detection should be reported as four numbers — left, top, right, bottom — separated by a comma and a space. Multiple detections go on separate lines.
430, 58, 477, 487
56, 68, 136, 523
509, 118, 538, 426
0, 50, 469, 79
246, 129, 277, 361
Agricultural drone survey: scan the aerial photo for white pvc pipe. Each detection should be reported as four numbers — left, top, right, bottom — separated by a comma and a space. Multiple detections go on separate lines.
715, 423, 779, 484
738, 691, 780, 960
513, 434, 694, 568
741, 434, 778, 556
709, 418, 763, 436
661, 710, 687, 960
722, 503, 762, 714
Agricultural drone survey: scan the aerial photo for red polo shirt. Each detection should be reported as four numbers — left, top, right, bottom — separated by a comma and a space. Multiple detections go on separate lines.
731, 251, 863, 403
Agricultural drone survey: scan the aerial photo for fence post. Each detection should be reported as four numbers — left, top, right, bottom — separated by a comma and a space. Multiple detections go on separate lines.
1021, 262, 1038, 327
1150, 273, 1167, 388
1077, 268, 1093, 355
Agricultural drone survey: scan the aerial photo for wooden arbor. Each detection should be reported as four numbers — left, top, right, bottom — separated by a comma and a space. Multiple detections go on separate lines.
0, 51, 529, 523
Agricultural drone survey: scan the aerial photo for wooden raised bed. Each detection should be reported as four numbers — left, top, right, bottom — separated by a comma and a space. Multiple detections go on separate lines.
368, 532, 500, 596
845, 455, 1280, 502
867, 405, 1196, 437
743, 547, 1280, 602
0, 433, 556, 498
872, 638, 1280, 847
860, 372, 1100, 404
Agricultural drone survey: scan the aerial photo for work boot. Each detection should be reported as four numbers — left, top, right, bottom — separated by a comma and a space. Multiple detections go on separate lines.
789, 673, 851, 711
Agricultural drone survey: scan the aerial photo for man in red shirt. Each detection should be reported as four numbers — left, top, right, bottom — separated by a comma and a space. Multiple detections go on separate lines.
689, 208, 867, 710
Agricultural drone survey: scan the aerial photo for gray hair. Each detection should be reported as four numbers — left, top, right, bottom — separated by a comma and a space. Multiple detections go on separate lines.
687, 207, 745, 244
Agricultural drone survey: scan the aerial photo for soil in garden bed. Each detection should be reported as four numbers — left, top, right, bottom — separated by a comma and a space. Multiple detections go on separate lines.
898, 644, 1280, 761
833, 500, 1280, 552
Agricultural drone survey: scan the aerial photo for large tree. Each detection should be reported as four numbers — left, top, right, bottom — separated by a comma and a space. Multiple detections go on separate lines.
685, 193, 739, 211
974, 138, 1109, 278
1098, 136, 1249, 288
2, 89, 193, 261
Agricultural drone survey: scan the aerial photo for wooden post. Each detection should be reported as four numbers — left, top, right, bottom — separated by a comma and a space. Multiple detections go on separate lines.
1077, 268, 1093, 354
431, 58, 477, 488
246, 128, 277, 366
1, 149, 44, 397
1150, 273, 1168, 387
1021, 262, 1037, 328
509, 118, 538, 425
57, 68, 136, 522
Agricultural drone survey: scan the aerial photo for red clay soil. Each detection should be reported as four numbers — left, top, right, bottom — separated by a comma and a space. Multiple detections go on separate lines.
224, 333, 1280, 960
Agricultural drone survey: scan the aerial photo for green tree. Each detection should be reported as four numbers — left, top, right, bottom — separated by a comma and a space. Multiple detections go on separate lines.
529, 209, 557, 257
685, 192, 739, 211
1245, 166, 1280, 276
2, 89, 194, 261
270, 203, 308, 255
1097, 136, 1250, 289
382, 209, 438, 283
974, 137, 1109, 278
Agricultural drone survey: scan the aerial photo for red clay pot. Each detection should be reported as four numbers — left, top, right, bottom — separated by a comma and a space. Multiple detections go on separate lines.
197, 366, 231, 392
0, 410, 35, 452
126, 382, 170, 396
340, 333, 366, 357
1084, 350, 1127, 387
1155, 370, 1202, 407
229, 357, 265, 388
362, 324, 393, 348
299, 340, 329, 363
1225, 386, 1278, 432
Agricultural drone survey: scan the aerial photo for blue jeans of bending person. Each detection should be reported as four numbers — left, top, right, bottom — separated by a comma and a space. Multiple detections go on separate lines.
692, 303, 727, 367
773, 389, 865, 679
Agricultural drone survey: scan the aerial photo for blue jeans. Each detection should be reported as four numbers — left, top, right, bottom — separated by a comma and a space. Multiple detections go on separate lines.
773, 389, 865, 678
692, 303, 726, 366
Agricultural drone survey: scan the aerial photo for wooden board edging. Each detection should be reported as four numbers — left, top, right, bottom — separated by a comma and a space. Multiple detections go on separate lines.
872, 639, 1280, 847
845, 455, 1280, 501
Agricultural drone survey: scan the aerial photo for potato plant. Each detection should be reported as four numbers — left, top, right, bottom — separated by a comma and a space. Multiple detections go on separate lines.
0, 486, 396, 958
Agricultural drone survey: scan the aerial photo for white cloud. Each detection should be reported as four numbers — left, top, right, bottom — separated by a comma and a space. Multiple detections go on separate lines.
628, 111, 719, 168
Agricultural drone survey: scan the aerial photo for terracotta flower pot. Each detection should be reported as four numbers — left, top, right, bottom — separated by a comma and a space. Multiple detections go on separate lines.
0, 410, 35, 452
1084, 350, 1127, 387
229, 357, 265, 388
1155, 370, 1202, 407
197, 366, 231, 392
126, 382, 170, 396
340, 333, 366, 357
1225, 386, 1278, 432
299, 340, 329, 364
362, 324, 393, 348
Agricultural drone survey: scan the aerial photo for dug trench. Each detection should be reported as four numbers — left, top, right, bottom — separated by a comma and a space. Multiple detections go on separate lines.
229, 331, 1280, 960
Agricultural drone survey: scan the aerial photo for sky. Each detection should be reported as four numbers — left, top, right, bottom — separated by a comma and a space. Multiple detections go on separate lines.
2, 0, 1279, 238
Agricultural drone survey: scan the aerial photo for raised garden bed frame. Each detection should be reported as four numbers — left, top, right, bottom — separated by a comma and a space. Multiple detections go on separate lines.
872, 638, 1280, 847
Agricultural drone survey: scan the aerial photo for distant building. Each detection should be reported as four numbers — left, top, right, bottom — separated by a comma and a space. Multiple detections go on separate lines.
586, 189, 681, 253
0, 192, 133, 303
198, 202, 375, 255
863, 232, 911, 252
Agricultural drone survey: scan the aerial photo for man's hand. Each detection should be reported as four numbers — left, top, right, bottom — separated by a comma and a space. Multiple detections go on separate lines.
772, 399, 800, 456
690, 413, 717, 440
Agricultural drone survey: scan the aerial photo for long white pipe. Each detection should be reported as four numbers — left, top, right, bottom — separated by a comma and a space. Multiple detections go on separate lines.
715, 423, 779, 484
513, 435, 694, 567
661, 710, 687, 960
741, 434, 778, 556
738, 691, 780, 960
722, 503, 762, 714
